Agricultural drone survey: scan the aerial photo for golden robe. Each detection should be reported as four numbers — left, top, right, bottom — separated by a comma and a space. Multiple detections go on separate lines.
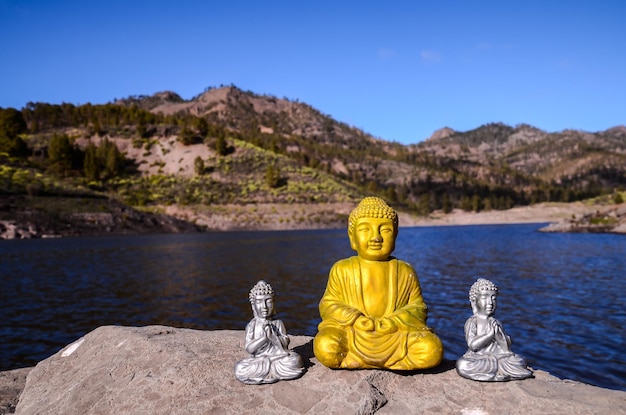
314, 256, 443, 369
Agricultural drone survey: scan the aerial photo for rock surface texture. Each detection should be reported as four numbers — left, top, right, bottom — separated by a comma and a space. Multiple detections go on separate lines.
15, 326, 626, 415
0, 368, 30, 415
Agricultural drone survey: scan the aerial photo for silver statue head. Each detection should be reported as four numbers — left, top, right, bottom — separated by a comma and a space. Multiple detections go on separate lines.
249, 280, 275, 319
469, 278, 498, 316
249, 280, 274, 301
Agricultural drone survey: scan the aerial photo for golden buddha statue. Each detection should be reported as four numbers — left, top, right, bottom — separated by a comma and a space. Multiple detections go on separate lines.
313, 197, 443, 370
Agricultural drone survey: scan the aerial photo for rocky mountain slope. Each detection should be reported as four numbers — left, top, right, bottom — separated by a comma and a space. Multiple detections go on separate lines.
1, 86, 625, 237
124, 86, 626, 210
416, 123, 626, 188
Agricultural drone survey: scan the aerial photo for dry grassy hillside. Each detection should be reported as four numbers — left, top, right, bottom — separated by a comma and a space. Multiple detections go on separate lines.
2, 86, 625, 237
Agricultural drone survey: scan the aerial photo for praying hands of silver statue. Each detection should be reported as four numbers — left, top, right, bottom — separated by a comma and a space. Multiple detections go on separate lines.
246, 319, 290, 356
467, 317, 510, 353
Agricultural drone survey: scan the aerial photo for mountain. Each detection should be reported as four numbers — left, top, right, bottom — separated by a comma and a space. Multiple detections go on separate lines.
413, 122, 626, 199
124, 87, 626, 207
114, 91, 185, 110
119, 85, 405, 166
426, 127, 456, 141
1, 85, 625, 236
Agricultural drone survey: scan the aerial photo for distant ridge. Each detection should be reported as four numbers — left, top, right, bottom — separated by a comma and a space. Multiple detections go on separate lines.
426, 127, 456, 141
114, 91, 184, 110
2, 84, 625, 233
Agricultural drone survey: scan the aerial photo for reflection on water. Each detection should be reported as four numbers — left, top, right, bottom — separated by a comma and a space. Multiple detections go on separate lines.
1, 224, 625, 391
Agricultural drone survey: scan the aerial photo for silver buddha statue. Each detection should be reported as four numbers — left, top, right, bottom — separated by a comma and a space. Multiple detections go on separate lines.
456, 278, 533, 381
234, 280, 305, 384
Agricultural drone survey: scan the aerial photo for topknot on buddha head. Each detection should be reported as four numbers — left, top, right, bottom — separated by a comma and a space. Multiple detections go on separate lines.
249, 280, 274, 302
348, 197, 398, 235
468, 278, 498, 303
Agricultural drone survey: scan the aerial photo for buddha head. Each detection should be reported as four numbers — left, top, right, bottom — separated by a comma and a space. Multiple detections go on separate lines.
469, 278, 498, 316
348, 197, 399, 261
249, 280, 275, 319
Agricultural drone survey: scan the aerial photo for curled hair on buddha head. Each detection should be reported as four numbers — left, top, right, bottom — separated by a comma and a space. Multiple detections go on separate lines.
249, 280, 274, 303
348, 196, 398, 235
468, 278, 498, 303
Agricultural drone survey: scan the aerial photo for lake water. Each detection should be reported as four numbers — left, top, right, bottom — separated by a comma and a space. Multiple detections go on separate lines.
1, 224, 625, 391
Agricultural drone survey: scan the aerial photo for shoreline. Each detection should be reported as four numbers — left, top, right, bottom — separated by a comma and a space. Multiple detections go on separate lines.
400, 202, 603, 227
154, 200, 620, 231
0, 202, 626, 240
2, 200, 624, 240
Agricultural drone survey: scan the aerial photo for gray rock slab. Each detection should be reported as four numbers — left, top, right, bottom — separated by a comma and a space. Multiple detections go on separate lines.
0, 367, 31, 414
15, 325, 626, 415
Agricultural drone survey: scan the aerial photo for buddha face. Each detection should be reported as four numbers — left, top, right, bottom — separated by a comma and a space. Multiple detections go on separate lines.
349, 217, 397, 261
474, 290, 497, 316
252, 295, 274, 319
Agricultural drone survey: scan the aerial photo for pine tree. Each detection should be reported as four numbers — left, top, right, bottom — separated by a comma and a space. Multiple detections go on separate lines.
104, 141, 123, 178
196, 118, 209, 137
93, 138, 124, 179
194, 156, 205, 176
0, 108, 27, 138
483, 197, 492, 211
83, 143, 100, 181
418, 193, 431, 215
0, 136, 28, 158
460, 196, 472, 211
215, 134, 227, 156
48, 134, 74, 174
265, 164, 281, 188
472, 195, 482, 212
179, 126, 196, 145
442, 192, 452, 213
136, 120, 147, 138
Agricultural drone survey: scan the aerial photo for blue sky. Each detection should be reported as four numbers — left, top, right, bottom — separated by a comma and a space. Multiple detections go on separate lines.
1, 0, 624, 144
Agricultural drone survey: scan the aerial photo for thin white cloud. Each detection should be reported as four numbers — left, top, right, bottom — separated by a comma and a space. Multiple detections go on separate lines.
420, 50, 441, 63
378, 48, 396, 60
462, 42, 503, 63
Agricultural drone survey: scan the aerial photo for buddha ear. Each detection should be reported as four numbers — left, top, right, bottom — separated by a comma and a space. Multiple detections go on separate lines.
348, 230, 357, 251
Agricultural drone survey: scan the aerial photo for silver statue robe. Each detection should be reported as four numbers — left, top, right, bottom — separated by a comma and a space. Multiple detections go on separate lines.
456, 315, 532, 381
235, 318, 304, 384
